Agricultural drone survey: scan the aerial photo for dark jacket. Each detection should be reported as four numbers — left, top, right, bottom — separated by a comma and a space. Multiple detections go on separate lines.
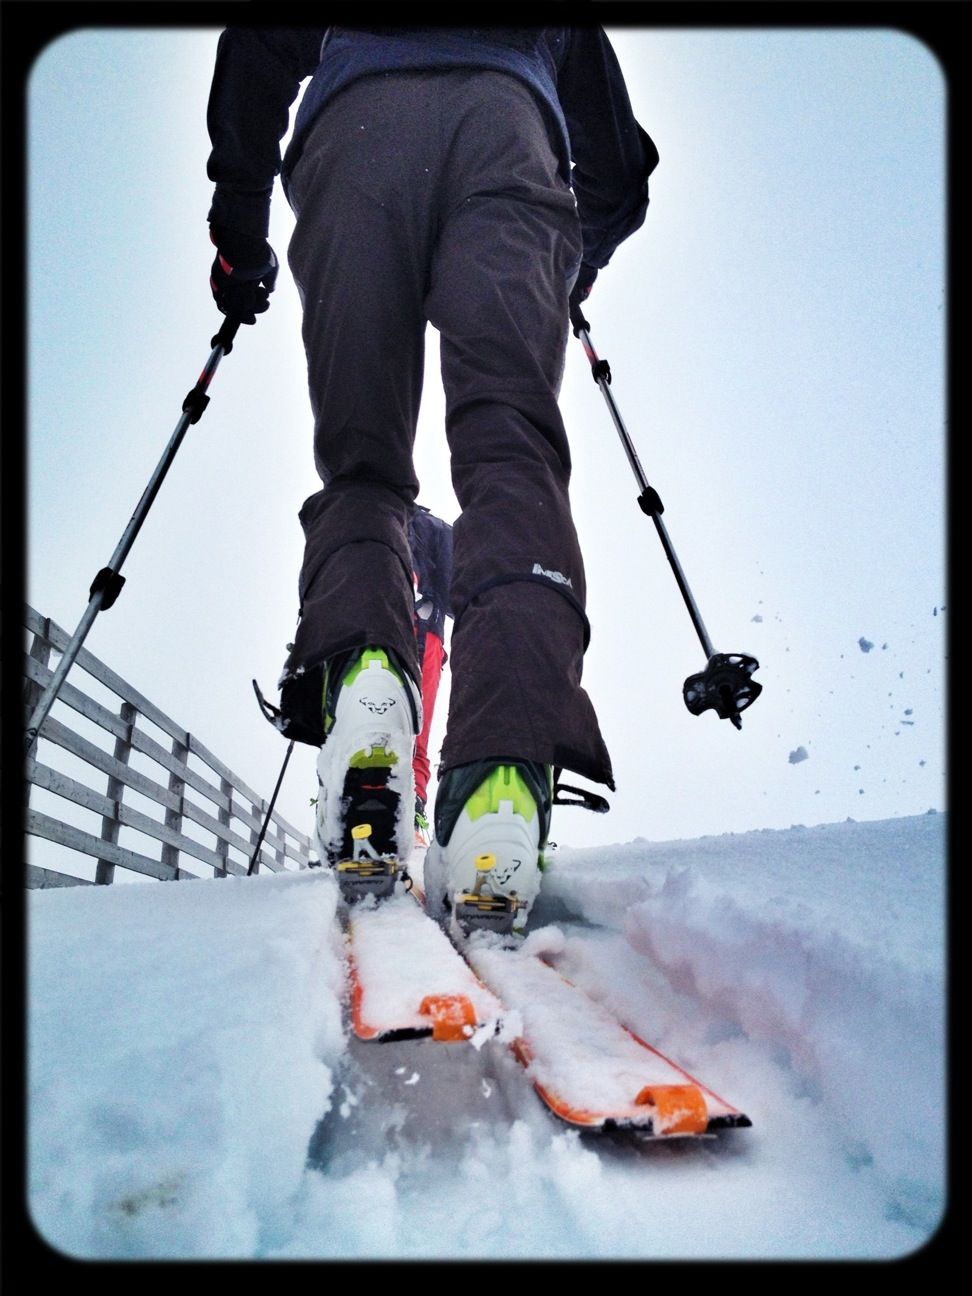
207, 25, 658, 271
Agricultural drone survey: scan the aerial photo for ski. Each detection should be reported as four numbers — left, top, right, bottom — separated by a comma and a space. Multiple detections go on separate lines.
345, 889, 504, 1043
462, 935, 752, 1137
338, 854, 750, 1137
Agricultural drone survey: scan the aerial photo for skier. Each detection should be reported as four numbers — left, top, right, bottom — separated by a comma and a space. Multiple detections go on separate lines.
407, 503, 453, 846
207, 25, 658, 932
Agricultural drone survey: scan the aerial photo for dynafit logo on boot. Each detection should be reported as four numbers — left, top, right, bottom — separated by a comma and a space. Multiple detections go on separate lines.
493, 858, 523, 886
359, 696, 397, 716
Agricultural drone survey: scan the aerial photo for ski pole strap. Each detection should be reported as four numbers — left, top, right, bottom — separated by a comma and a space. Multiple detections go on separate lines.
553, 782, 611, 814
253, 678, 285, 728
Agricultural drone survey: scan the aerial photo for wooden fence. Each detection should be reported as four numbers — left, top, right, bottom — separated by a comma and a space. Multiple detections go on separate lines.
23, 604, 315, 887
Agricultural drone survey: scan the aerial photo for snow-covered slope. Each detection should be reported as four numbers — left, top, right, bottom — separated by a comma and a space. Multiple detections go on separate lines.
26, 812, 947, 1261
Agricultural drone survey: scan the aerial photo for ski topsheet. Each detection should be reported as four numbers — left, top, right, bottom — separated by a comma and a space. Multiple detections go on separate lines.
347, 891, 503, 1042
342, 874, 750, 1137
463, 934, 751, 1135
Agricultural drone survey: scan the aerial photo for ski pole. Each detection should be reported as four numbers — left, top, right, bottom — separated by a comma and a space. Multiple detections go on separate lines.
247, 739, 295, 876
576, 325, 761, 729
25, 317, 242, 755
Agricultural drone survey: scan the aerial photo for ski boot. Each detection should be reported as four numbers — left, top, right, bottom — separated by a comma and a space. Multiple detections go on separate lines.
424, 761, 552, 937
315, 646, 421, 903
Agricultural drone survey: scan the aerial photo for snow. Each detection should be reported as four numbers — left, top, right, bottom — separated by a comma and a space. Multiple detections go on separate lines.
25, 811, 947, 1262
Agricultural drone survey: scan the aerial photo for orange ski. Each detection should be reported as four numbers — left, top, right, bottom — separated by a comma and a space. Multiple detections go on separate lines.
347, 893, 502, 1042
470, 944, 750, 1136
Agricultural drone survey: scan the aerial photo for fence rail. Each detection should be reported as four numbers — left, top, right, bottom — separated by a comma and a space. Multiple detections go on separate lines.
22, 604, 314, 887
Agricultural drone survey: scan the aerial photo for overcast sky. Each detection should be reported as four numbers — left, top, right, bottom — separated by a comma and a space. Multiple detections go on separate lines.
25, 21, 947, 855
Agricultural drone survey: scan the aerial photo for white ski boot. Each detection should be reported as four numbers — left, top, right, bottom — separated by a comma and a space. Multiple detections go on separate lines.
315, 647, 421, 900
424, 762, 551, 936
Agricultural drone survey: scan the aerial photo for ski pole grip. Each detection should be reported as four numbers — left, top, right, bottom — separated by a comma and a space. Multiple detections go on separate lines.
211, 317, 242, 354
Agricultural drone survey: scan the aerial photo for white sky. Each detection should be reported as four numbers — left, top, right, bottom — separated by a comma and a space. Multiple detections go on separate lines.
25, 23, 947, 853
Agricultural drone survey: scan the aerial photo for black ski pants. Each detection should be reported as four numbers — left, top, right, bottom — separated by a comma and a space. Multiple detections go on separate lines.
284, 69, 614, 788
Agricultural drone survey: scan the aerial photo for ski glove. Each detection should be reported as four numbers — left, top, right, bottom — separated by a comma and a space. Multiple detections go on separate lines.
209, 226, 279, 325
568, 263, 598, 336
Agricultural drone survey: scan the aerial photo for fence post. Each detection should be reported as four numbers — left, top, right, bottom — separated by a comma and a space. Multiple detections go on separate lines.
24, 622, 54, 713
96, 700, 137, 885
249, 799, 264, 874
162, 735, 190, 880
216, 777, 233, 878
24, 627, 53, 809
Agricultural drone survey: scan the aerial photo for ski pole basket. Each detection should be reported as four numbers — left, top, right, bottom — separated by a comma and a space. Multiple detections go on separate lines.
683, 652, 762, 727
